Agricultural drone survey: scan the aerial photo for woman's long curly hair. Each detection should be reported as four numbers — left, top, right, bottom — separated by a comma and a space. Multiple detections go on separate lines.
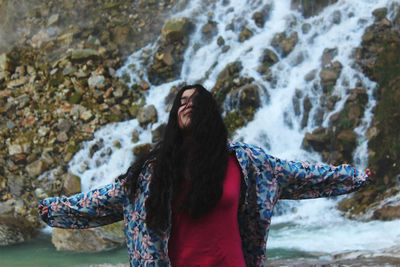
120, 84, 229, 232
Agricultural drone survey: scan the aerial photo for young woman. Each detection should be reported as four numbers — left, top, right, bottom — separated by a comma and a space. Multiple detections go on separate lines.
38, 84, 370, 267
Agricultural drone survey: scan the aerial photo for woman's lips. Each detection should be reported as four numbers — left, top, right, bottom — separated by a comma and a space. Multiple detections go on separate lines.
184, 109, 192, 116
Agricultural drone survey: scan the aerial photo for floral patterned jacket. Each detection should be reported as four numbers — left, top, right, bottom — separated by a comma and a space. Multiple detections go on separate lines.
38, 142, 369, 267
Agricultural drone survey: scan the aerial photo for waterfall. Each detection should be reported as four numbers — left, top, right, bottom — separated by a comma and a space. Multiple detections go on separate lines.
67, 0, 400, 257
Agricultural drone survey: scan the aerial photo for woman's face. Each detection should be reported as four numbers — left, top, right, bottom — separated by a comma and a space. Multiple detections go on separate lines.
177, 88, 196, 129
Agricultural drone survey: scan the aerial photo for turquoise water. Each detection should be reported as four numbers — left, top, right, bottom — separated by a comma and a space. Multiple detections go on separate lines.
0, 233, 318, 267
0, 234, 129, 267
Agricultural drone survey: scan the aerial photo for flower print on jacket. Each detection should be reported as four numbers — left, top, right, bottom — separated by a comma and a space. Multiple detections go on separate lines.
38, 142, 369, 267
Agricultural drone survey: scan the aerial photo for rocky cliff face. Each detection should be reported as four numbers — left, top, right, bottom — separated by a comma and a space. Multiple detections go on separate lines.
0, 0, 180, 248
338, 7, 400, 220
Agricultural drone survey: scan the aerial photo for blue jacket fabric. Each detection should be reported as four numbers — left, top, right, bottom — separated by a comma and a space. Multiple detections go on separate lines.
38, 142, 369, 266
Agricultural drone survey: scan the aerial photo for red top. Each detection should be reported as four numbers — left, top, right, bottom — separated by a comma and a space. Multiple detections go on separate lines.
168, 154, 246, 267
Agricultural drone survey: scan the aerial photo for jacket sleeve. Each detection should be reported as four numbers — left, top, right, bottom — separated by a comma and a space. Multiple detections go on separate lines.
268, 155, 370, 200
37, 178, 126, 229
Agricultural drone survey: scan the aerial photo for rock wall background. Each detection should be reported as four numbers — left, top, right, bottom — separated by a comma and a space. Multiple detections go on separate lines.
0, 0, 399, 255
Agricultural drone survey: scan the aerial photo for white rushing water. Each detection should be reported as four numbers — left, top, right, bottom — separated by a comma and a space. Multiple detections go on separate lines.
67, 0, 400, 257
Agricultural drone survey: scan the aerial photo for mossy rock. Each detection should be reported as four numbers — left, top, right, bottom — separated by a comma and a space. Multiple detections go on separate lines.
223, 110, 245, 138
68, 92, 83, 104
71, 49, 99, 61
161, 17, 192, 43
133, 143, 152, 157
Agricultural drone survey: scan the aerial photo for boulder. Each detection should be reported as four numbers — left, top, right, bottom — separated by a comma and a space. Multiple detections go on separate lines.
239, 27, 253, 42
372, 205, 400, 221
202, 21, 218, 40
137, 105, 157, 126
52, 221, 125, 251
0, 216, 37, 246
133, 143, 152, 158
291, 0, 339, 18
303, 127, 330, 152
319, 61, 342, 93
224, 83, 265, 136
258, 48, 279, 75
62, 173, 81, 195
321, 48, 338, 67
372, 8, 387, 21
228, 84, 261, 115
252, 5, 271, 28
26, 159, 48, 178
271, 31, 298, 57
161, 17, 192, 43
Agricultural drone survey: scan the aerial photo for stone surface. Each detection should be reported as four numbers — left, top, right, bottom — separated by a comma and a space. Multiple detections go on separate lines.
161, 17, 191, 43
0, 216, 37, 246
62, 173, 81, 195
52, 221, 125, 251
137, 105, 157, 126
26, 159, 48, 178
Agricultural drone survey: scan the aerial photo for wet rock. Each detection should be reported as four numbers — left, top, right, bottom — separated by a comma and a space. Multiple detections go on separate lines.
151, 124, 166, 143
217, 36, 225, 46
301, 23, 311, 34
373, 204, 400, 221
26, 159, 48, 178
271, 31, 298, 57
56, 132, 69, 142
7, 175, 25, 197
0, 53, 13, 72
202, 21, 218, 40
131, 129, 140, 143
0, 200, 14, 216
332, 10, 341, 24
48, 14, 59, 26
29, 29, 51, 48
211, 61, 244, 105
239, 27, 253, 42
291, 0, 339, 18
227, 84, 261, 117
319, 61, 342, 93
321, 48, 338, 67
258, 49, 279, 75
62, 173, 81, 195
372, 8, 387, 21
0, 216, 38, 246
224, 83, 264, 137
80, 110, 93, 122
148, 17, 193, 85
303, 127, 330, 152
252, 5, 271, 28
57, 119, 72, 132
52, 221, 125, 251
89, 139, 104, 158
161, 17, 192, 43
111, 25, 131, 45
137, 105, 157, 126
304, 69, 317, 81
8, 144, 23, 155
88, 74, 106, 89
301, 96, 312, 128
71, 49, 99, 61
133, 143, 152, 157
337, 129, 358, 152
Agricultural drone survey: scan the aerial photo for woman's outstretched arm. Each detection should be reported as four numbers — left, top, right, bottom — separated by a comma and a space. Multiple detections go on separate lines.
38, 178, 126, 229
268, 155, 370, 199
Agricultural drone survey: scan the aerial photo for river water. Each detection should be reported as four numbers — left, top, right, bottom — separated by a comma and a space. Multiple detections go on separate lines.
4, 0, 400, 266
